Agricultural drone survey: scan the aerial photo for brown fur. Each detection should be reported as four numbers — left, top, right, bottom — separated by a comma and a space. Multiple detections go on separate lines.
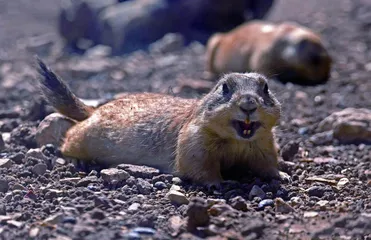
206, 20, 332, 85
37, 58, 286, 184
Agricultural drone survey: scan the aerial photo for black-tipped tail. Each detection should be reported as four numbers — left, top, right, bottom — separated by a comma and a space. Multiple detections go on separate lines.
36, 56, 93, 121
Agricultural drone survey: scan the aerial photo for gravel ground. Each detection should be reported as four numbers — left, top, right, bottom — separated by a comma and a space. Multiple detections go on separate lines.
0, 0, 371, 239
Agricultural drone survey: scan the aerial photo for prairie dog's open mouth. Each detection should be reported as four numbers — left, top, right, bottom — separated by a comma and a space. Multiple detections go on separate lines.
232, 120, 261, 139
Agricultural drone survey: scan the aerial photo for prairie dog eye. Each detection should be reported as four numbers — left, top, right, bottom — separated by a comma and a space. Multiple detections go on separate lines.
263, 83, 269, 94
222, 83, 229, 96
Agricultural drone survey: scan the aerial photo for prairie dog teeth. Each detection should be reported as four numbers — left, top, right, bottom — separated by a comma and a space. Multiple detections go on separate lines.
247, 130, 251, 134
243, 130, 248, 135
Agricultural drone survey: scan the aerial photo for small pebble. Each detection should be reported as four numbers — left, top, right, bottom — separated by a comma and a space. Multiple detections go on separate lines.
63, 216, 77, 224
249, 185, 266, 200
32, 163, 47, 176
0, 158, 12, 168
0, 135, 4, 151
100, 168, 130, 183
88, 170, 98, 176
290, 197, 303, 206
298, 127, 308, 135
55, 158, 66, 166
136, 178, 153, 195
90, 209, 106, 220
208, 203, 234, 216
337, 178, 349, 188
29, 227, 40, 237
12, 184, 26, 191
258, 199, 274, 210
154, 181, 167, 190
166, 190, 189, 205
316, 200, 329, 210
128, 203, 141, 212
172, 177, 182, 185
25, 148, 46, 161
275, 198, 295, 213
207, 198, 226, 207
76, 176, 98, 187
132, 227, 156, 235
126, 232, 140, 240
43, 213, 64, 225
170, 184, 181, 192
230, 196, 249, 211
281, 141, 299, 161
9, 153, 24, 164
0, 179, 9, 193
186, 197, 209, 231
307, 186, 327, 198
304, 211, 319, 218
7, 220, 23, 228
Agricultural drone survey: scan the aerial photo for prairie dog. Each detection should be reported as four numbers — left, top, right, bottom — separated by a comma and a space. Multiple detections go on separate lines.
206, 20, 332, 85
36, 58, 287, 184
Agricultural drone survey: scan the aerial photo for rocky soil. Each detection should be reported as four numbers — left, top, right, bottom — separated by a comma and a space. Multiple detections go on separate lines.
0, 0, 371, 239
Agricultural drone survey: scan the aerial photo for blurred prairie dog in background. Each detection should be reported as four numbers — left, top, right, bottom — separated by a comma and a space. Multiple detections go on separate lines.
206, 20, 332, 85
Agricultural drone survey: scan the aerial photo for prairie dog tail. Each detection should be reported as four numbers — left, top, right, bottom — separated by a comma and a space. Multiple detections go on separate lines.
206, 33, 223, 74
36, 57, 94, 121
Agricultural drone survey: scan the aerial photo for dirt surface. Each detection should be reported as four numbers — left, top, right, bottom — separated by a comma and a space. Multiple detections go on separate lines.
0, 0, 371, 239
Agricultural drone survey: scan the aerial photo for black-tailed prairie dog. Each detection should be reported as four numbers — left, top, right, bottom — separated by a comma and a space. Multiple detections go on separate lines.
36, 58, 288, 184
206, 20, 332, 85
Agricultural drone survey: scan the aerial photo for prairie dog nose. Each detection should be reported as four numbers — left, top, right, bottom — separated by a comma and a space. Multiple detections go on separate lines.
239, 95, 257, 114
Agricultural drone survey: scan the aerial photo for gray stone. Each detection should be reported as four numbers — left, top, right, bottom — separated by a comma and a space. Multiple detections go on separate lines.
170, 184, 181, 192
258, 199, 274, 209
149, 33, 184, 54
171, 177, 182, 185
0, 159, 12, 169
306, 186, 328, 198
186, 197, 209, 231
0, 204, 6, 215
90, 209, 106, 220
230, 196, 249, 211
117, 164, 159, 178
42, 213, 64, 225
0, 179, 9, 193
154, 181, 167, 190
9, 153, 24, 164
55, 158, 66, 166
249, 185, 266, 200
280, 141, 299, 161
32, 163, 47, 176
76, 176, 98, 187
85, 45, 112, 58
275, 198, 295, 213
136, 178, 153, 195
12, 184, 26, 191
100, 168, 130, 183
132, 227, 156, 235
7, 220, 23, 228
317, 108, 371, 144
25, 148, 46, 161
128, 203, 141, 212
60, 177, 81, 184
0, 134, 4, 151
35, 113, 75, 148
166, 190, 189, 205
29, 227, 40, 238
